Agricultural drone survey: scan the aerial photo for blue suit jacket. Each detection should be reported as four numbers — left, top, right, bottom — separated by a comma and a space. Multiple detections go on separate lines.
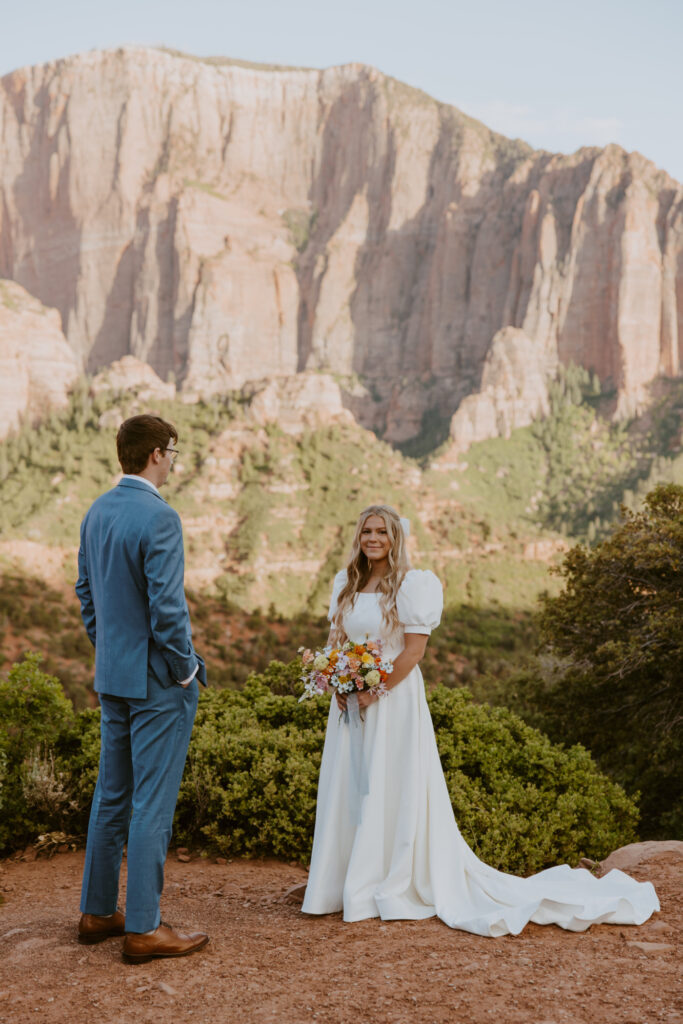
75, 477, 207, 699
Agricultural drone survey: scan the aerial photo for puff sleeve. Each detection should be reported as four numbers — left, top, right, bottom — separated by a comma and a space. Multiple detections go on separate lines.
327, 570, 347, 622
396, 570, 443, 635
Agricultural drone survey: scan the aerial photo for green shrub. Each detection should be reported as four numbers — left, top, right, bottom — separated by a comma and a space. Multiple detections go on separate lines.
178, 668, 639, 871
0, 654, 77, 851
428, 687, 637, 872
0, 653, 74, 764
1, 656, 639, 871
175, 677, 328, 860
535, 484, 683, 837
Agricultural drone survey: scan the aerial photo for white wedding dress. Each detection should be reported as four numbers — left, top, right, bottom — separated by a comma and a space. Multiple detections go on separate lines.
302, 569, 660, 936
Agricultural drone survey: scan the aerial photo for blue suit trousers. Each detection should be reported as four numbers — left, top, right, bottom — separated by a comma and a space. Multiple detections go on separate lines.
80, 674, 199, 933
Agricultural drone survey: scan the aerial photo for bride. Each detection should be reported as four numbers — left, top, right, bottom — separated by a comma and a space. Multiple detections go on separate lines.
301, 504, 659, 936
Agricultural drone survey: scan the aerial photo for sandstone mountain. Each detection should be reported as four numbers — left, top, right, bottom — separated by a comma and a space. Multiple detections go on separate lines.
0, 46, 682, 446
0, 279, 79, 439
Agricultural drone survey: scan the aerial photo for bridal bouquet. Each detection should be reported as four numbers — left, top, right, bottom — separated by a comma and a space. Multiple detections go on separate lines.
297, 640, 393, 703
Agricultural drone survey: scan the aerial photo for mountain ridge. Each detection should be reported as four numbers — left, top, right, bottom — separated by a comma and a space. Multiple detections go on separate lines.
0, 46, 682, 447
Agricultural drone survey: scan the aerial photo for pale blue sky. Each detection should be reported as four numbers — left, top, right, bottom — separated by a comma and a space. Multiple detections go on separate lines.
3, 0, 682, 182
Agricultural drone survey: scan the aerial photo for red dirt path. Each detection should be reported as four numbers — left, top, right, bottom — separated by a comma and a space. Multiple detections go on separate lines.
0, 847, 680, 1024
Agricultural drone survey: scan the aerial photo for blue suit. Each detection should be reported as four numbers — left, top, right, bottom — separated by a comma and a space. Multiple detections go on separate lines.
76, 477, 206, 932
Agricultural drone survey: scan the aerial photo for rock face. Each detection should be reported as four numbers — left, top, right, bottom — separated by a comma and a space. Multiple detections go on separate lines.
90, 354, 176, 402
245, 373, 355, 433
448, 327, 550, 450
0, 279, 79, 439
0, 47, 682, 444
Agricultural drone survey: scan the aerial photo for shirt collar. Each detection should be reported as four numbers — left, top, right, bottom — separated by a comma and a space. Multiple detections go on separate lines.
121, 474, 159, 494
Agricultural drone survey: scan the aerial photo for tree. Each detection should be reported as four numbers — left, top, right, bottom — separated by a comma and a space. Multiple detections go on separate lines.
537, 484, 683, 837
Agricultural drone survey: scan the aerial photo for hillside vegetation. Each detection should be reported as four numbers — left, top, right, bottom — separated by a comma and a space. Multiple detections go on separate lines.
1, 368, 682, 707
1, 373, 682, 842
2, 369, 682, 614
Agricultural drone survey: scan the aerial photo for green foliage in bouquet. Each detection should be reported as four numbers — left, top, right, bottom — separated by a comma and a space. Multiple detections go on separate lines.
0, 654, 638, 871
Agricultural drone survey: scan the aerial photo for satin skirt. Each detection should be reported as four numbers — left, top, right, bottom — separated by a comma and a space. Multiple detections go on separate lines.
302, 667, 659, 936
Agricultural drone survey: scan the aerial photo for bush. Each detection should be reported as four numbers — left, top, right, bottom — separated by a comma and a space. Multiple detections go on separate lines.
428, 687, 637, 872
176, 672, 638, 871
0, 654, 78, 851
175, 676, 329, 860
535, 484, 683, 838
1, 656, 639, 871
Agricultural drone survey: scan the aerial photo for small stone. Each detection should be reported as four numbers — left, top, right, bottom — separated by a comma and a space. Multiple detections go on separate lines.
135, 985, 150, 993
177, 853, 191, 863
157, 982, 177, 996
215, 857, 227, 865
279, 882, 307, 905
626, 941, 674, 953
644, 920, 675, 935
176, 847, 189, 855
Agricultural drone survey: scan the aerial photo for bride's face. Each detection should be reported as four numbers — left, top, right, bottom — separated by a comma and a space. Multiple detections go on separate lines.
360, 514, 392, 564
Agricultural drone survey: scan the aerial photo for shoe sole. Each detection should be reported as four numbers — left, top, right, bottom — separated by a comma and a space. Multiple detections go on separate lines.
122, 936, 210, 964
78, 932, 124, 945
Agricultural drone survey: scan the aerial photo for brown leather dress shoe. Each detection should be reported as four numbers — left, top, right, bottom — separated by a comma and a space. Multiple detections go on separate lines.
122, 922, 209, 963
78, 910, 126, 945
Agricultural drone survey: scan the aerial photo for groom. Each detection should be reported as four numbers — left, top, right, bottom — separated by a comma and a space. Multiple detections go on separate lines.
75, 414, 209, 963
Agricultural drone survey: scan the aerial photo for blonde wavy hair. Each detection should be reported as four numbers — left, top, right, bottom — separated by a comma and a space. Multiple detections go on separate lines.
330, 504, 410, 643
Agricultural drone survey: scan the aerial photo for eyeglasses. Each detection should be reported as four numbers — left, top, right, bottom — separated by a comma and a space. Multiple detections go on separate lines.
165, 447, 180, 461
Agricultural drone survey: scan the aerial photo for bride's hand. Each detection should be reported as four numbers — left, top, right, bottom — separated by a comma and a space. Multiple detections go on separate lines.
336, 690, 383, 712
356, 689, 380, 709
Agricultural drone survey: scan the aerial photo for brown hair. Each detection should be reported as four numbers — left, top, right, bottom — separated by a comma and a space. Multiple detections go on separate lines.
330, 504, 410, 643
116, 414, 178, 474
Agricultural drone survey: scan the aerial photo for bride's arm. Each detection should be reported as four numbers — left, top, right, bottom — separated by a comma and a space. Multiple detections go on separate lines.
337, 633, 429, 711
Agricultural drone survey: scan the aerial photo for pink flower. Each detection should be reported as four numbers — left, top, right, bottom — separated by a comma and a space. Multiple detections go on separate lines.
302, 649, 314, 665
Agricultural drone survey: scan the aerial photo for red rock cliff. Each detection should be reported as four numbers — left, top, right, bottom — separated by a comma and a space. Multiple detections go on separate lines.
1, 46, 681, 443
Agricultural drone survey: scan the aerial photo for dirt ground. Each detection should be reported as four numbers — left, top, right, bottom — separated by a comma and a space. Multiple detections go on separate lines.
0, 846, 680, 1024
